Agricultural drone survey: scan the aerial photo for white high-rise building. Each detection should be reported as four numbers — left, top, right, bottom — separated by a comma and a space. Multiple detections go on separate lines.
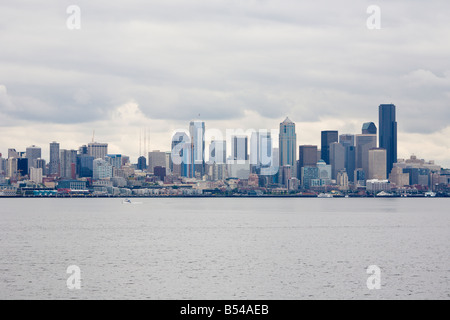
30, 167, 43, 184
93, 158, 113, 180
88, 142, 108, 160
250, 130, 273, 174
209, 140, 227, 164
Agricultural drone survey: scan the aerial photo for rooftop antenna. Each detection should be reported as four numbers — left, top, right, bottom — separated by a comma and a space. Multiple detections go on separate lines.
92, 130, 95, 143
144, 127, 147, 157
147, 127, 150, 154
139, 129, 142, 157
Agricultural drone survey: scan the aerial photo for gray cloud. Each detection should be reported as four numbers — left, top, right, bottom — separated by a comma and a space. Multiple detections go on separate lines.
0, 0, 449, 165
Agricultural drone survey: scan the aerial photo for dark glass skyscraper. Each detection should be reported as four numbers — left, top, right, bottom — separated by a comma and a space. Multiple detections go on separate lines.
379, 104, 397, 176
362, 122, 377, 135
321, 131, 338, 165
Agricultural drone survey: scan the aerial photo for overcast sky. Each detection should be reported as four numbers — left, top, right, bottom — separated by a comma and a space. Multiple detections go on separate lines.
0, 0, 449, 167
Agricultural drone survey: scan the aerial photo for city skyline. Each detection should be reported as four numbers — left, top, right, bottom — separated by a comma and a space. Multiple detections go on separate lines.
0, 1, 449, 168
0, 110, 449, 170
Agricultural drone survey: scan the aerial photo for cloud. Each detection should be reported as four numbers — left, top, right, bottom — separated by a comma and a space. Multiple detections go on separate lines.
0, 0, 449, 167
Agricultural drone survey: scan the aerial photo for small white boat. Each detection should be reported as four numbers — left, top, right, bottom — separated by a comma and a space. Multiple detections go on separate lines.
318, 193, 333, 198
376, 191, 394, 197
424, 191, 436, 197
122, 199, 143, 205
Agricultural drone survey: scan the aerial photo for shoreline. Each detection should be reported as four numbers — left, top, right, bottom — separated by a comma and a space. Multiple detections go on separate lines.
0, 195, 448, 199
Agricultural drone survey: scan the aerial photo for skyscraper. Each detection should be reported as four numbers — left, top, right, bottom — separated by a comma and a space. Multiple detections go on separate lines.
35, 158, 46, 176
299, 145, 318, 168
368, 148, 387, 180
379, 104, 397, 176
60, 149, 77, 179
26, 145, 41, 169
250, 131, 272, 174
339, 134, 356, 182
148, 150, 166, 174
279, 117, 297, 176
171, 131, 191, 177
298, 145, 318, 180
321, 131, 338, 165
49, 142, 60, 176
106, 154, 122, 169
77, 155, 94, 178
189, 121, 206, 177
231, 135, 249, 161
209, 140, 227, 164
330, 142, 346, 180
8, 148, 20, 159
93, 158, 113, 180
88, 142, 108, 160
16, 158, 28, 178
362, 122, 377, 135
0, 156, 6, 175
137, 156, 147, 171
355, 134, 377, 179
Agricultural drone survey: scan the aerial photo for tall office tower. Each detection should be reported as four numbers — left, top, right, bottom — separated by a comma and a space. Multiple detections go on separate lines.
30, 167, 43, 184
298, 145, 318, 180
362, 122, 377, 135
88, 142, 108, 160
339, 134, 356, 182
189, 121, 206, 177
26, 145, 41, 169
301, 166, 319, 190
165, 152, 172, 175
171, 131, 191, 177
148, 150, 166, 174
16, 158, 28, 178
35, 158, 46, 176
355, 134, 377, 178
279, 117, 297, 177
330, 142, 346, 180
77, 155, 94, 178
105, 154, 122, 169
250, 131, 272, 173
281, 165, 292, 187
321, 131, 338, 165
137, 156, 147, 171
60, 149, 77, 179
8, 148, 20, 159
49, 142, 60, 176
379, 104, 397, 176
6, 158, 18, 178
354, 168, 366, 186
0, 156, 6, 175
231, 135, 249, 161
317, 160, 332, 185
368, 148, 387, 180
79, 145, 88, 155
209, 140, 227, 164
339, 134, 355, 147
93, 158, 113, 180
